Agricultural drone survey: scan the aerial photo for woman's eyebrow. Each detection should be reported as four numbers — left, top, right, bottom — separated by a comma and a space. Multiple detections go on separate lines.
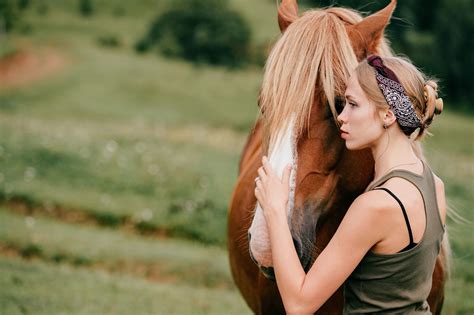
344, 94, 355, 101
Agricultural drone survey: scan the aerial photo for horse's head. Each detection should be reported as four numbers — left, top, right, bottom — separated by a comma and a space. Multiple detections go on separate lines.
248, 0, 396, 279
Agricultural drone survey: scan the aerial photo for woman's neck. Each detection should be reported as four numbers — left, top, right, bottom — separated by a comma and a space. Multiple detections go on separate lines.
371, 131, 420, 180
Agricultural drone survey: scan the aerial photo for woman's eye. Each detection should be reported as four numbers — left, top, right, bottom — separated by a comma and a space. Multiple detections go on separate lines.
349, 102, 357, 107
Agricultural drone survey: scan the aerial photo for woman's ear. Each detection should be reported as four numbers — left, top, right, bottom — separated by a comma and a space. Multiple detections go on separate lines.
382, 109, 396, 127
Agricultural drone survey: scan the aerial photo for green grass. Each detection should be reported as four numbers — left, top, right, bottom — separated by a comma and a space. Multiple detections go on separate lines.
0, 36, 18, 59
0, 112, 244, 243
0, 208, 235, 289
0, 256, 251, 315
0, 2, 269, 245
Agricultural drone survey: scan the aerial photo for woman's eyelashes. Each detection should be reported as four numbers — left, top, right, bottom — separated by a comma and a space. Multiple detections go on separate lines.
343, 96, 357, 109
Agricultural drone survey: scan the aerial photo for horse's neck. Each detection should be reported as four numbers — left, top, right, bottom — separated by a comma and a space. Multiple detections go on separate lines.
238, 120, 263, 175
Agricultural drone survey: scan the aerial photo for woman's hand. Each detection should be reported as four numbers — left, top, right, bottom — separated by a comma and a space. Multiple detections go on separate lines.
254, 156, 293, 220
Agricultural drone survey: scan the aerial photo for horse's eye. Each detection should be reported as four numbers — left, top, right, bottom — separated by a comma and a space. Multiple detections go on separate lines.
334, 96, 345, 115
324, 96, 345, 120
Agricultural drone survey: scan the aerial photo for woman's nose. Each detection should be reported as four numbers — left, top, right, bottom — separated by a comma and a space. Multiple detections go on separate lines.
337, 108, 346, 125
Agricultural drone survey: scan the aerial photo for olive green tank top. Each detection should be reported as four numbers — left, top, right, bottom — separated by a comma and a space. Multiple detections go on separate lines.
343, 160, 446, 314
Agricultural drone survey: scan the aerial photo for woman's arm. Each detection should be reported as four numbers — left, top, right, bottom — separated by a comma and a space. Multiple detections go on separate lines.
255, 156, 386, 314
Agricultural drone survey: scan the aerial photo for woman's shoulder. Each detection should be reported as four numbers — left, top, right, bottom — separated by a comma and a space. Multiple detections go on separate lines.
351, 189, 401, 218
357, 173, 447, 226
381, 173, 446, 222
361, 177, 423, 216
341, 191, 400, 246
352, 183, 415, 227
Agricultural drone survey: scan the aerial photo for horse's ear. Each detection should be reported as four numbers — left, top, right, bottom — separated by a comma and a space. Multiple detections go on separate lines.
278, 0, 299, 32
348, 0, 396, 60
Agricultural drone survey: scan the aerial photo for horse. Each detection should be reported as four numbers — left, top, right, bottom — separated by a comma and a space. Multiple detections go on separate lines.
227, 1, 448, 314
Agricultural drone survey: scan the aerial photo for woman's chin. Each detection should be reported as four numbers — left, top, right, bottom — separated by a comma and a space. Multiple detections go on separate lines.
345, 140, 363, 151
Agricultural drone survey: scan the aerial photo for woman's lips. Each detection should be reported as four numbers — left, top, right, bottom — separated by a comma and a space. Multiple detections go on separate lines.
340, 130, 348, 138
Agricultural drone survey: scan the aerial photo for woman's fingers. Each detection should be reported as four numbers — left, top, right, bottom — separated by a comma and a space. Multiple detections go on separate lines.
257, 166, 267, 181
254, 186, 261, 199
262, 156, 274, 176
262, 156, 291, 184
254, 182, 264, 203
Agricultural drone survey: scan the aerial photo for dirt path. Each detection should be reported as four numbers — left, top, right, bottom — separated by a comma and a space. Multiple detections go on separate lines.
0, 48, 65, 89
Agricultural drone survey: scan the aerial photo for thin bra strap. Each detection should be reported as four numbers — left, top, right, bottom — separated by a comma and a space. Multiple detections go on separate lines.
374, 187, 414, 244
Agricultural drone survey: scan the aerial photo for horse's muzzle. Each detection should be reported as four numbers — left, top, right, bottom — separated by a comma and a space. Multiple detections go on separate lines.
248, 231, 308, 281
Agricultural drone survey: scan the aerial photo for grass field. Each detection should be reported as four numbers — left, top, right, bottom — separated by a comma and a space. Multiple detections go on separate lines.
0, 1, 472, 314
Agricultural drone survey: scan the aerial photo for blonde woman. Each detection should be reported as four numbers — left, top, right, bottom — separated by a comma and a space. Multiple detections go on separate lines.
254, 55, 446, 314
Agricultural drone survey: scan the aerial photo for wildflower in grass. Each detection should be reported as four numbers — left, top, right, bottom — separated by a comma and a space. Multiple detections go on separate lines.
106, 140, 118, 153
134, 141, 146, 154
25, 216, 35, 229
147, 164, 160, 176
24, 167, 36, 181
140, 208, 153, 221
100, 194, 112, 206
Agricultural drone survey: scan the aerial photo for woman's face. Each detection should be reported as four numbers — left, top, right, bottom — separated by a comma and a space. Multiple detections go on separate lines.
338, 74, 384, 150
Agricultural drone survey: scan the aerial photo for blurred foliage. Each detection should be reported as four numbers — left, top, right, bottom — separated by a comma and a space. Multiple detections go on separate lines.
136, 0, 251, 68
0, 0, 31, 33
17, 0, 28, 10
78, 0, 93, 17
19, 243, 43, 258
36, 1, 49, 15
0, 36, 17, 58
304, 0, 473, 111
433, 0, 474, 109
96, 34, 121, 48
0, 0, 20, 32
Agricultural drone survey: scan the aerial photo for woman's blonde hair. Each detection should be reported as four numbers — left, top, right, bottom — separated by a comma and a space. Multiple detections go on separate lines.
355, 56, 444, 141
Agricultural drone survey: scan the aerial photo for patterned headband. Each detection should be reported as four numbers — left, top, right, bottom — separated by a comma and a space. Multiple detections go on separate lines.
367, 55, 422, 129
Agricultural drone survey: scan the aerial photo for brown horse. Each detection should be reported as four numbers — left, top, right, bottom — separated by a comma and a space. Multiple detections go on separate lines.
227, 1, 448, 314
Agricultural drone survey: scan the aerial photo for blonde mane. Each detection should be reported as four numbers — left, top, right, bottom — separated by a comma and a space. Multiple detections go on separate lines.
260, 7, 392, 153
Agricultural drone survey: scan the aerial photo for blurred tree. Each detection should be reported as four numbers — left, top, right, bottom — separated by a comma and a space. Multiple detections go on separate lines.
298, 0, 473, 110
433, 0, 473, 106
18, 0, 30, 10
304, 0, 426, 51
36, 0, 49, 16
0, 0, 20, 33
136, 0, 251, 68
97, 34, 122, 48
79, 0, 93, 17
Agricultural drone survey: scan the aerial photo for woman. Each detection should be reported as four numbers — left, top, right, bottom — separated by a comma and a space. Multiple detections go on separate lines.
254, 55, 446, 314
